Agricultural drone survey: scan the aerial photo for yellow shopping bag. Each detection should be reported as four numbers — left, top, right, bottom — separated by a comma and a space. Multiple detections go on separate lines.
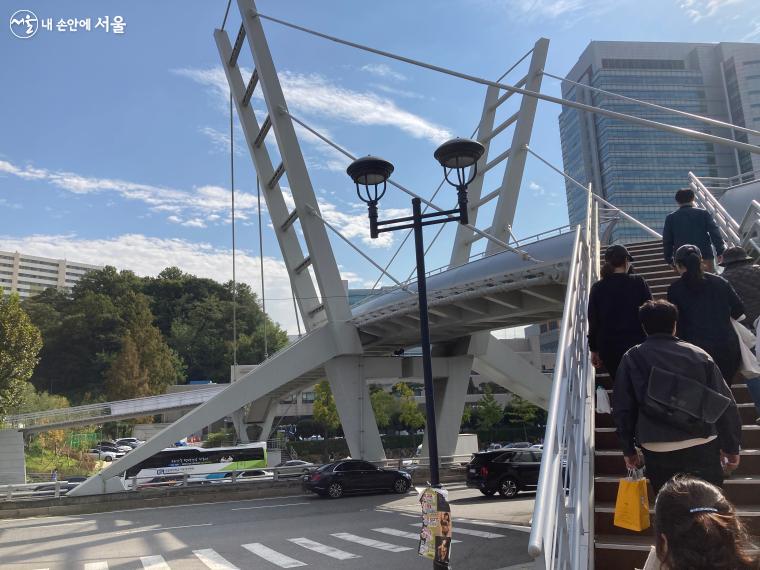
613, 469, 650, 532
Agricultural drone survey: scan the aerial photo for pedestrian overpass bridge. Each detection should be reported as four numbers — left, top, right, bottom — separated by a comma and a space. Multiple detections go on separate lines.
38, 2, 760, 567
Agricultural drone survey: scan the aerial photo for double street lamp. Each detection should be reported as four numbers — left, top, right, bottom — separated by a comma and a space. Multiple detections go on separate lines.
347, 138, 485, 490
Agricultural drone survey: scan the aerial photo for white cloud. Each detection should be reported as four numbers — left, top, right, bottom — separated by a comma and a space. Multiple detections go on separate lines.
0, 159, 258, 226
371, 83, 426, 100
481, 0, 615, 20
198, 126, 246, 156
0, 233, 302, 334
172, 67, 451, 144
360, 63, 407, 81
677, 0, 745, 21
528, 181, 545, 196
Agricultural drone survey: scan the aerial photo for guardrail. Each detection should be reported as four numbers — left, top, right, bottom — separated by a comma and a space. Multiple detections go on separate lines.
529, 186, 599, 569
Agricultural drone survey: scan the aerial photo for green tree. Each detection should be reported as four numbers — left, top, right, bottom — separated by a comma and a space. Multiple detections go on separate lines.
15, 382, 70, 413
461, 405, 473, 428
370, 386, 396, 431
395, 382, 425, 449
105, 331, 149, 400
504, 394, 545, 425
313, 380, 340, 461
0, 294, 43, 415
476, 386, 504, 439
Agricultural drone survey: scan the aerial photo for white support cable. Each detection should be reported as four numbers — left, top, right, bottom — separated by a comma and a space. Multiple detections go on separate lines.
284, 110, 537, 262
542, 70, 760, 139
230, 93, 239, 370
304, 204, 412, 292
524, 145, 663, 239
257, 177, 268, 358
251, 10, 760, 156
495, 47, 534, 83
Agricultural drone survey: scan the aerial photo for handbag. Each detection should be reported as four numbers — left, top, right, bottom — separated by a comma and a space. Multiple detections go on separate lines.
614, 468, 650, 532
731, 319, 760, 377
596, 385, 612, 414
629, 350, 730, 436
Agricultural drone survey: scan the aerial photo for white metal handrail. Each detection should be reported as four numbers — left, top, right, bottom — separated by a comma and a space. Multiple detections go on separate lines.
529, 186, 598, 569
689, 171, 743, 248
739, 200, 760, 258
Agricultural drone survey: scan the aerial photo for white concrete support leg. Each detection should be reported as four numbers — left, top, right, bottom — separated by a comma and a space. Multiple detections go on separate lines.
422, 356, 474, 462
246, 397, 278, 441
258, 402, 278, 442
472, 334, 551, 409
325, 356, 386, 462
231, 407, 250, 443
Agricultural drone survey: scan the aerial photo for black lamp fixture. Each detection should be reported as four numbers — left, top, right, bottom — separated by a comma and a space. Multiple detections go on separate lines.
433, 137, 485, 226
346, 137, 485, 506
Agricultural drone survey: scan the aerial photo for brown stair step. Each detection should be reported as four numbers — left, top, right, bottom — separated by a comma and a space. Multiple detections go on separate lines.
595, 502, 760, 537
595, 425, 760, 450
595, 449, 760, 477
596, 403, 758, 428
595, 474, 760, 505
594, 534, 652, 570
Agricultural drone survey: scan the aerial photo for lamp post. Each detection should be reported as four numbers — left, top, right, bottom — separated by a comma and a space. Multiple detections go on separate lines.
347, 138, 484, 491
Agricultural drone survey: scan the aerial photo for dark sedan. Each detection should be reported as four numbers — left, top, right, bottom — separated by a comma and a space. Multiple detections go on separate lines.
302, 459, 412, 498
466, 449, 541, 498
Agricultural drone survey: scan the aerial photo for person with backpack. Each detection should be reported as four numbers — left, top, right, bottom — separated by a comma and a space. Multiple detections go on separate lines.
720, 246, 760, 333
667, 244, 745, 386
640, 475, 759, 569
588, 244, 652, 380
612, 300, 741, 493
662, 188, 726, 273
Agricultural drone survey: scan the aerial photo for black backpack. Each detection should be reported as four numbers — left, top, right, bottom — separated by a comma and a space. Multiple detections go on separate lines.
629, 349, 730, 437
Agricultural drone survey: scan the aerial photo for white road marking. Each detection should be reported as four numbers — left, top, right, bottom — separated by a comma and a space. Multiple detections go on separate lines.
193, 549, 240, 570
243, 543, 307, 568
410, 522, 504, 539
455, 518, 531, 532
84, 564, 109, 570
114, 523, 212, 536
231, 502, 310, 511
372, 527, 461, 543
141, 555, 171, 570
331, 532, 412, 552
289, 537, 360, 560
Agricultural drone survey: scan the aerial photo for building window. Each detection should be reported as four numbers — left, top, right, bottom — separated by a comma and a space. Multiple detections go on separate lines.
301, 392, 315, 404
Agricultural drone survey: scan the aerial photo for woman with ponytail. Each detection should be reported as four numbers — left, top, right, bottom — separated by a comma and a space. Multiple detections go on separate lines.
588, 244, 652, 379
667, 244, 745, 385
642, 475, 759, 569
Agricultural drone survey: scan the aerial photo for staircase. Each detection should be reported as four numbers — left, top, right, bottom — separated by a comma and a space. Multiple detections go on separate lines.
592, 239, 760, 568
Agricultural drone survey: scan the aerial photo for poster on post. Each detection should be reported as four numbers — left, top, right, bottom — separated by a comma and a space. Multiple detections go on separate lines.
418, 487, 452, 565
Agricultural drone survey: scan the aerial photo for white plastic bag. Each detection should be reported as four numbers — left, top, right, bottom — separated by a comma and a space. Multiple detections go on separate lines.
732, 319, 760, 377
596, 385, 612, 414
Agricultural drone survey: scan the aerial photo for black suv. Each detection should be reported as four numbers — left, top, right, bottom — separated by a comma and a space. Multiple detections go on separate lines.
466, 449, 541, 498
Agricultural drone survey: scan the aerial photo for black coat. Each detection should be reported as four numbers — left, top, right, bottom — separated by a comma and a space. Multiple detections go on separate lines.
613, 335, 741, 456
587, 273, 652, 353
662, 205, 726, 265
721, 262, 760, 331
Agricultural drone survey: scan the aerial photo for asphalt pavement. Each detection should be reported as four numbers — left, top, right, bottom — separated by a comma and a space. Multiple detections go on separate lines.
0, 484, 534, 570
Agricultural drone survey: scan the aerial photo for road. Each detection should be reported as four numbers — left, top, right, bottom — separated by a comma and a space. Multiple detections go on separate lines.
0, 484, 535, 570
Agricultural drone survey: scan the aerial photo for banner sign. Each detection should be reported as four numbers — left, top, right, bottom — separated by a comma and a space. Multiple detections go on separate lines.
418, 487, 452, 565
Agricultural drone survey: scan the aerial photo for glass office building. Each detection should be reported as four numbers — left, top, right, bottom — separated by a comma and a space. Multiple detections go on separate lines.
559, 42, 760, 243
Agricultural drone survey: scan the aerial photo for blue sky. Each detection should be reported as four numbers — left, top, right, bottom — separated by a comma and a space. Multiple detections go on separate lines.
2, 0, 759, 332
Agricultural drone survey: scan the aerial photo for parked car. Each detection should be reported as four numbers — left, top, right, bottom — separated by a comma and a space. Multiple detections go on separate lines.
115, 438, 144, 449
302, 460, 412, 499
32, 476, 87, 497
486, 443, 504, 452
502, 442, 532, 449
97, 441, 132, 453
530, 444, 543, 451
466, 449, 542, 498
87, 448, 124, 462
275, 460, 316, 479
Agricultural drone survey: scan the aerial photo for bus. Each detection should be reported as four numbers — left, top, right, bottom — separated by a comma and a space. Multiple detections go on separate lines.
123, 442, 268, 487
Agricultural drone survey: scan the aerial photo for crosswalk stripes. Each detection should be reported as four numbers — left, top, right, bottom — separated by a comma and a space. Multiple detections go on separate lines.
331, 532, 412, 552
242, 543, 307, 568
454, 517, 531, 532
372, 527, 461, 543
288, 537, 360, 560
193, 549, 240, 570
409, 522, 505, 539
141, 556, 171, 570
84, 564, 109, 570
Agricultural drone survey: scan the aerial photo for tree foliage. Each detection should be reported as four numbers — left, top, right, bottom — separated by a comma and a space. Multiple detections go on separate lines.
0, 294, 43, 415
313, 380, 340, 435
395, 382, 425, 431
504, 394, 546, 426
14, 382, 70, 414
370, 386, 396, 429
22, 266, 287, 404
476, 385, 503, 433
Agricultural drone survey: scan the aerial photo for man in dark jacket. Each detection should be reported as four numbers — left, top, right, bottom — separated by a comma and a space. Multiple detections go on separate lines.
662, 188, 725, 272
612, 300, 741, 493
720, 246, 760, 332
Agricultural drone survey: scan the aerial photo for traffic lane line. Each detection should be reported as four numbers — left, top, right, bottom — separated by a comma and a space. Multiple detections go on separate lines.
410, 522, 504, 538
193, 549, 240, 570
288, 537, 360, 560
243, 543, 307, 568
230, 501, 310, 511
372, 527, 461, 543
331, 532, 411, 552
